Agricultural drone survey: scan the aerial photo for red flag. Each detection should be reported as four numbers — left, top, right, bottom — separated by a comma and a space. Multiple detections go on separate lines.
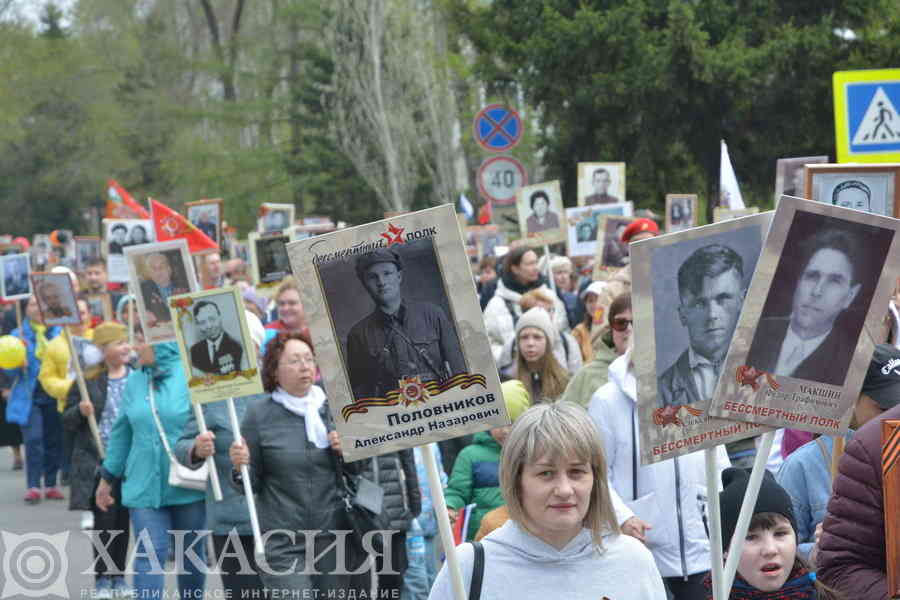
106, 179, 150, 219
477, 200, 492, 225
150, 198, 218, 253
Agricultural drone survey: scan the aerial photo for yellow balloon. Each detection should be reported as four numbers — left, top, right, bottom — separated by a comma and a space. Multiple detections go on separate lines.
0, 335, 26, 369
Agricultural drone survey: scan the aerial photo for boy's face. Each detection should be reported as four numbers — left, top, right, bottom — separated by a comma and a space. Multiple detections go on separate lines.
734, 514, 797, 592
489, 425, 511, 446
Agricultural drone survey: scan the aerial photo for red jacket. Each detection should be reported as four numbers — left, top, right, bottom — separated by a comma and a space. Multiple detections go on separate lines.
817, 403, 900, 600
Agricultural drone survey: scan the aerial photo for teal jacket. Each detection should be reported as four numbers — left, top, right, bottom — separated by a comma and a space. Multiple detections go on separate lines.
444, 431, 503, 541
100, 343, 205, 509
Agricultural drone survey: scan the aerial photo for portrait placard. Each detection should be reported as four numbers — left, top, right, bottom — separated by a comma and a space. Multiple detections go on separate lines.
665, 194, 698, 233
0, 253, 31, 300
806, 163, 900, 217
286, 204, 508, 462
86, 293, 113, 322
577, 162, 626, 206
592, 215, 637, 276
708, 196, 899, 434
632, 213, 775, 464
515, 181, 566, 246
256, 202, 295, 234
31, 234, 51, 270
74, 236, 101, 272
185, 199, 223, 246
249, 231, 292, 295
168, 287, 262, 404
103, 219, 155, 283
465, 225, 506, 260
774, 156, 828, 200
566, 204, 634, 257
713, 207, 760, 223
126, 240, 199, 344
30, 272, 80, 326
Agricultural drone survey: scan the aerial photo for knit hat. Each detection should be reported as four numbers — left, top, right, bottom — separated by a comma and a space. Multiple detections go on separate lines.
515, 307, 554, 341
500, 379, 531, 422
92, 321, 128, 347
538, 254, 572, 274
861, 343, 900, 410
719, 467, 797, 551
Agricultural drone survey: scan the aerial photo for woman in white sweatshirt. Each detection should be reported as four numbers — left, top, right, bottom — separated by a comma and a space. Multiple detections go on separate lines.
428, 401, 666, 600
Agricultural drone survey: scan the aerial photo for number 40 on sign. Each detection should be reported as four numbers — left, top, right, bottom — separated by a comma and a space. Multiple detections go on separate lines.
477, 156, 528, 207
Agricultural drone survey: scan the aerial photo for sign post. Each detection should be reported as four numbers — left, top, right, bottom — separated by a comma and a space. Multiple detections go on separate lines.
833, 69, 900, 163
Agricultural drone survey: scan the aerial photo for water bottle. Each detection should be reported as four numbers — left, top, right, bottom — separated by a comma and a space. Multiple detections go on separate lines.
407, 517, 426, 562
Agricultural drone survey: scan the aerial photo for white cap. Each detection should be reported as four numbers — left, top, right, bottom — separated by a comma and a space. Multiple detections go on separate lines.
580, 281, 607, 300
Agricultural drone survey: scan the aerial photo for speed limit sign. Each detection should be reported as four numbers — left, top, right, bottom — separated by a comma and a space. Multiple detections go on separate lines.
477, 156, 528, 206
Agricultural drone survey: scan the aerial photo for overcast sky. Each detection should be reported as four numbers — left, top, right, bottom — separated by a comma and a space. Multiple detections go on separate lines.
6, 0, 76, 27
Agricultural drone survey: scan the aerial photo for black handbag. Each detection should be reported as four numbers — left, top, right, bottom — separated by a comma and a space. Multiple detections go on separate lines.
331, 452, 391, 552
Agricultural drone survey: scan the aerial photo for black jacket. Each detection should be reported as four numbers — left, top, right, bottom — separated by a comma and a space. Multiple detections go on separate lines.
190, 332, 243, 375
62, 373, 109, 511
359, 449, 421, 532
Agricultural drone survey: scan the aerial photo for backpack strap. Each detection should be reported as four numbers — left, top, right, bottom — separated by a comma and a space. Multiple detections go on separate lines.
504, 299, 520, 327
469, 541, 485, 600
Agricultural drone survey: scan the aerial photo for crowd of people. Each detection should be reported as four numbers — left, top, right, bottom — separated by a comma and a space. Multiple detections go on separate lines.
0, 215, 896, 600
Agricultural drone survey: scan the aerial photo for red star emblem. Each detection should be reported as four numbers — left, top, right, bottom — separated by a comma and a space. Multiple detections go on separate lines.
381, 223, 405, 246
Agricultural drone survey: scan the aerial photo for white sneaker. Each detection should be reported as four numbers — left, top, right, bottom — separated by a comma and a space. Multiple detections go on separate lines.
81, 511, 94, 530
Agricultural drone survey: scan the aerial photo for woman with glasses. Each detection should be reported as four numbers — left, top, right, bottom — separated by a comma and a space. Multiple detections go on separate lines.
228, 331, 368, 594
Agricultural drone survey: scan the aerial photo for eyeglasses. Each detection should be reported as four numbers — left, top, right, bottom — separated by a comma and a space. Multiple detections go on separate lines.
284, 356, 316, 367
610, 318, 633, 332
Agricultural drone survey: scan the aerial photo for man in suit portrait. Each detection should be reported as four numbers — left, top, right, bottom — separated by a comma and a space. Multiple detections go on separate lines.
139, 252, 190, 328
658, 244, 747, 407
189, 300, 244, 376
584, 168, 620, 205
746, 229, 861, 385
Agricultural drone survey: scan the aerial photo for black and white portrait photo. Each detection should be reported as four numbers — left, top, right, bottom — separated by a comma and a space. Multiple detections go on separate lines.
577, 162, 626, 206
515, 181, 566, 246
189, 298, 245, 376
250, 232, 291, 289
74, 237, 101, 272
808, 165, 898, 217
774, 156, 828, 200
745, 212, 893, 386
318, 240, 467, 401
104, 219, 156, 283
666, 194, 697, 233
257, 203, 295, 234
594, 216, 635, 272
186, 199, 222, 244
653, 229, 762, 408
566, 204, 633, 258
31, 272, 80, 326
1, 253, 31, 300
126, 240, 197, 344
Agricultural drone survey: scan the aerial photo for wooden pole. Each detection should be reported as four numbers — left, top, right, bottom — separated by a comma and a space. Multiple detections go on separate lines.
831, 435, 845, 480
226, 397, 264, 558
192, 402, 223, 502
127, 293, 135, 346
64, 327, 104, 459
422, 443, 466, 600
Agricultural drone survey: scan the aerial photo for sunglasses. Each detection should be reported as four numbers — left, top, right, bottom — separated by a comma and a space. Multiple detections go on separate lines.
610, 318, 633, 332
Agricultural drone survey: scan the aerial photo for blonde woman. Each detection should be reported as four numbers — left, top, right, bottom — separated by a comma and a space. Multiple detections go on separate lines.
511, 307, 570, 403
428, 402, 665, 600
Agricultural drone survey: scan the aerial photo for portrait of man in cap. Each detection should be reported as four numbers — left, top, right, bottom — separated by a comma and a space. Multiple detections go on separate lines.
658, 244, 747, 407
345, 247, 466, 399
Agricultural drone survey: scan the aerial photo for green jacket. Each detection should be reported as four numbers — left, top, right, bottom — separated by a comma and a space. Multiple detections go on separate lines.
444, 431, 503, 541
560, 339, 618, 408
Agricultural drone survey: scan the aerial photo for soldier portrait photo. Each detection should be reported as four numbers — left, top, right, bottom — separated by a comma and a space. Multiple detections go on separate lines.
595, 216, 635, 270
577, 162, 626, 206
31, 272, 80, 326
665, 194, 697, 233
250, 232, 291, 288
317, 240, 466, 402
1, 253, 31, 300
745, 211, 894, 386
186, 199, 222, 244
74, 237, 101, 271
127, 240, 197, 343
808, 165, 898, 217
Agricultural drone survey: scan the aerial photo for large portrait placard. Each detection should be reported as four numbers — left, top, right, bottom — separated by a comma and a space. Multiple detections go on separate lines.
1, 253, 31, 300
565, 203, 634, 257
577, 162, 626, 206
249, 231, 292, 295
286, 204, 507, 462
185, 198, 223, 246
126, 240, 199, 344
592, 215, 637, 277
632, 214, 775, 464
168, 287, 263, 404
515, 181, 566, 246
805, 163, 900, 217
31, 272, 80, 326
708, 196, 900, 434
103, 219, 155, 283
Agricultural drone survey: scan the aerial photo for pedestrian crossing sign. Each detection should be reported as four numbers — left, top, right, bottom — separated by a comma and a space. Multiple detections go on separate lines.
834, 69, 900, 163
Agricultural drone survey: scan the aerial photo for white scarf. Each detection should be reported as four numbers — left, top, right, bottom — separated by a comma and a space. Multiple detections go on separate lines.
271, 385, 329, 449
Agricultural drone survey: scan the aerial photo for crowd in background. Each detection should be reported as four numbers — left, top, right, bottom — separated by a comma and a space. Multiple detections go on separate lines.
0, 214, 896, 600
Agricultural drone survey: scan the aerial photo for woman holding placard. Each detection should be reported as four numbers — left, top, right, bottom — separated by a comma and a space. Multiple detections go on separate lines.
229, 330, 368, 594
95, 339, 207, 598
428, 401, 666, 600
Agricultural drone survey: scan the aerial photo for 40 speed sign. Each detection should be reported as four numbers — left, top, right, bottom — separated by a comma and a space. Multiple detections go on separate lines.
477, 156, 528, 206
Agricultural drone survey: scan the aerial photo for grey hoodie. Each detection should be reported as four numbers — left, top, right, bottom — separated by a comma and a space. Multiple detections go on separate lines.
428, 520, 666, 600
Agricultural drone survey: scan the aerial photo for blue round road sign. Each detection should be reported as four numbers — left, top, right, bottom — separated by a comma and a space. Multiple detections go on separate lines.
473, 104, 523, 152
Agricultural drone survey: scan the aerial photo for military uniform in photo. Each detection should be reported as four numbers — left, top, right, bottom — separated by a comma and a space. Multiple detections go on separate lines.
190, 330, 243, 375
346, 248, 466, 399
